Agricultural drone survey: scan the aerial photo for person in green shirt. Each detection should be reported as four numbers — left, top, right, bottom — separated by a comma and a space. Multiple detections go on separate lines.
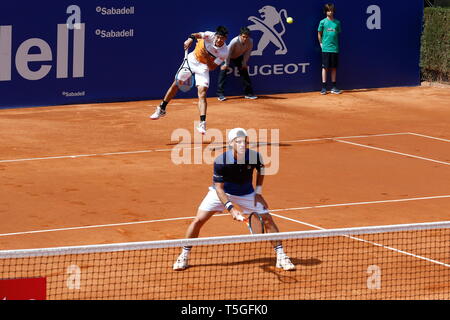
318, 3, 342, 95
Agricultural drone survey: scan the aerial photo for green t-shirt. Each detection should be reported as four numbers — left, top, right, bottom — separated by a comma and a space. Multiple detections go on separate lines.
318, 18, 341, 53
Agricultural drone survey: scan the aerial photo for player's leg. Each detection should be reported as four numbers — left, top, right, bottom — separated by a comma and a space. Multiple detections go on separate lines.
173, 209, 217, 271
173, 188, 224, 270
186, 209, 217, 239
262, 214, 296, 271
197, 85, 208, 119
261, 213, 279, 233
191, 65, 210, 134
196, 85, 208, 134
150, 80, 179, 120
163, 80, 180, 103
232, 193, 295, 271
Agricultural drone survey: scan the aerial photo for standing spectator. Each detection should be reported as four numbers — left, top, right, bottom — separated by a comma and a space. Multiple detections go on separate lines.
217, 27, 257, 101
318, 3, 342, 95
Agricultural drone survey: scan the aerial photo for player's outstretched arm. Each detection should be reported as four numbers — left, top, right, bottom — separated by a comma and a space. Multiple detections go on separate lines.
214, 182, 244, 221
184, 33, 201, 50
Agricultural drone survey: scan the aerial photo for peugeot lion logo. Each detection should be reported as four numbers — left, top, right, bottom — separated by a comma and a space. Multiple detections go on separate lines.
248, 6, 289, 56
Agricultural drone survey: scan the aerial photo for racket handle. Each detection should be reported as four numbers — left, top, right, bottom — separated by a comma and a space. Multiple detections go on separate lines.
236, 214, 245, 222
184, 49, 188, 59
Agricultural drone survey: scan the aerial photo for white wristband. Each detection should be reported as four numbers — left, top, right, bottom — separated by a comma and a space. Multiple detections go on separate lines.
214, 57, 224, 65
255, 186, 262, 195
224, 201, 234, 211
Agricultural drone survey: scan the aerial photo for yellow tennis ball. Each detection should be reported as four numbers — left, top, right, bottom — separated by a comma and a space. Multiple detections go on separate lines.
286, 17, 294, 24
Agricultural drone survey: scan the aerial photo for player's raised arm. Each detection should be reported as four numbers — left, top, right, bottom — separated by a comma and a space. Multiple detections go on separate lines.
184, 33, 200, 50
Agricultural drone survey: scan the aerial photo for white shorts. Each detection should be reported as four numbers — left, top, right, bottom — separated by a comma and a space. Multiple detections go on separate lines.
198, 187, 269, 215
187, 53, 210, 88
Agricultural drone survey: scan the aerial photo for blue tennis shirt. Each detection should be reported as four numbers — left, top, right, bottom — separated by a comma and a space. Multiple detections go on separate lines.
212, 149, 264, 196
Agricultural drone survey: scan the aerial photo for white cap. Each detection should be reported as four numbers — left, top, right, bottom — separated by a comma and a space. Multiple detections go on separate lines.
228, 128, 248, 143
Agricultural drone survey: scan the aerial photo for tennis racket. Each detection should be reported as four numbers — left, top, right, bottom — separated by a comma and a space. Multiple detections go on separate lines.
245, 212, 265, 234
175, 50, 195, 92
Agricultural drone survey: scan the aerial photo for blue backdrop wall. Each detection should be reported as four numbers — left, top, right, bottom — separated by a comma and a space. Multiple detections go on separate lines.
0, 0, 423, 108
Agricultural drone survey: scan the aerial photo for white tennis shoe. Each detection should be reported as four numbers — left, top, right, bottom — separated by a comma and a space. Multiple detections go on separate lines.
276, 254, 296, 271
150, 106, 166, 120
331, 87, 342, 94
196, 121, 207, 135
173, 252, 189, 271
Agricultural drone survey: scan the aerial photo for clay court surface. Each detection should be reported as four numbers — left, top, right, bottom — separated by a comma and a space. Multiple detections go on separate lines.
0, 85, 449, 299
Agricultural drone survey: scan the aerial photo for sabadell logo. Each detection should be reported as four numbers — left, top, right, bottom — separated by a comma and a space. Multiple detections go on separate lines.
0, 5, 85, 81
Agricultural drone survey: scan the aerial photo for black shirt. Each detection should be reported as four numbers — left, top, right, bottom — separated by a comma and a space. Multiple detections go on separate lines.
212, 149, 264, 196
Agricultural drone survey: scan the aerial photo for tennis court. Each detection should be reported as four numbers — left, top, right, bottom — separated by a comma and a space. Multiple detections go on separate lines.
1, 85, 449, 299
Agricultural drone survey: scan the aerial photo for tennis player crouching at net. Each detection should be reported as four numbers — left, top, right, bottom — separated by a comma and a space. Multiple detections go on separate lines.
173, 128, 295, 271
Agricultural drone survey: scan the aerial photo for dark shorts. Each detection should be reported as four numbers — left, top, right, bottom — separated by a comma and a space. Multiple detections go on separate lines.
322, 52, 339, 69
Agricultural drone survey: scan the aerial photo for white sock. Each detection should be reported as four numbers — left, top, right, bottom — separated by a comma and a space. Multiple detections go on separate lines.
181, 246, 192, 256
274, 244, 285, 256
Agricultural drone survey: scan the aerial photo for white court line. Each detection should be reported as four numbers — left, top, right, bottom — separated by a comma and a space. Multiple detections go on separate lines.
0, 215, 204, 237
0, 150, 154, 163
0, 146, 202, 163
1, 194, 449, 237
0, 132, 409, 163
269, 195, 450, 212
271, 213, 450, 268
283, 132, 407, 143
335, 139, 450, 166
408, 132, 450, 143
1, 132, 448, 164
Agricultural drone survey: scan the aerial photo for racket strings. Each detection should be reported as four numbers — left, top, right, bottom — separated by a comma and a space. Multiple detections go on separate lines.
176, 64, 194, 92
249, 213, 265, 234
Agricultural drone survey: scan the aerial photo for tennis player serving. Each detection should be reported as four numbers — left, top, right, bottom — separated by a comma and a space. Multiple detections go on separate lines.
173, 128, 295, 271
150, 26, 229, 135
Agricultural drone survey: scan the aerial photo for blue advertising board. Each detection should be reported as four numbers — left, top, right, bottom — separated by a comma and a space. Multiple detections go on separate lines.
0, 0, 423, 108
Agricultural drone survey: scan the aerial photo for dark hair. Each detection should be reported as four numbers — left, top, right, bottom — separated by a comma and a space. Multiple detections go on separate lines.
239, 27, 251, 36
324, 3, 335, 14
215, 26, 228, 37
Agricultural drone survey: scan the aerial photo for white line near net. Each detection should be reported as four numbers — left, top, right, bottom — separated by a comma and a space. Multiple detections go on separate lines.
270, 213, 450, 268
1, 194, 449, 237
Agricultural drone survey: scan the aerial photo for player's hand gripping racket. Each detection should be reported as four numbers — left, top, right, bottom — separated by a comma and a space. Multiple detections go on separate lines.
175, 50, 195, 92
244, 212, 265, 234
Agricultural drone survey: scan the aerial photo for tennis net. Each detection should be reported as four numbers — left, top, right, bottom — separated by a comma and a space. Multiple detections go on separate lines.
0, 221, 449, 300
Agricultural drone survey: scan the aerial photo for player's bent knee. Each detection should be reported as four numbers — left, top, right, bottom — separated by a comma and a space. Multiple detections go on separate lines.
263, 215, 279, 232
193, 210, 215, 226
190, 217, 204, 228
197, 87, 208, 97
